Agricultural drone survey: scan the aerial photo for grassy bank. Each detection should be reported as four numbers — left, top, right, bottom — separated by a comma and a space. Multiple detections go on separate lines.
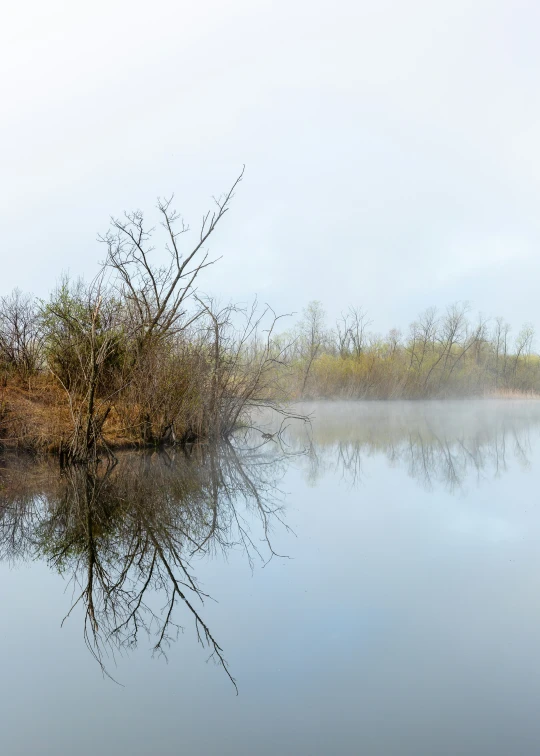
0, 173, 288, 458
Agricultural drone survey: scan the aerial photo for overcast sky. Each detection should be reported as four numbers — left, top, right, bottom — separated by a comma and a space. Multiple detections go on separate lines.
2, 0, 540, 336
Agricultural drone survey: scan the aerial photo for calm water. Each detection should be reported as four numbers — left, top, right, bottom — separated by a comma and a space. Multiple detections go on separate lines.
2, 400, 540, 755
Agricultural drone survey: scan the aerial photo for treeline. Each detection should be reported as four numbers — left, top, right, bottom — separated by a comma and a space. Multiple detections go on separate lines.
0, 171, 288, 459
1, 172, 537, 459
281, 301, 539, 399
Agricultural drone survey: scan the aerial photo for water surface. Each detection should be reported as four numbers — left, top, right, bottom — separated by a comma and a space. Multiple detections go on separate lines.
2, 400, 540, 755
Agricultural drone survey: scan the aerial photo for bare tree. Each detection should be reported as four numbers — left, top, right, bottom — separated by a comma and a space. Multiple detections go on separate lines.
0, 289, 43, 381
420, 302, 469, 391
298, 301, 326, 396
513, 323, 535, 386
194, 296, 297, 437
100, 169, 244, 353
335, 306, 372, 359
492, 317, 511, 388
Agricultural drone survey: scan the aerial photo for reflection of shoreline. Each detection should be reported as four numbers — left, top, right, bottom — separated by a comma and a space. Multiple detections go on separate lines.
0, 444, 289, 687
278, 401, 540, 490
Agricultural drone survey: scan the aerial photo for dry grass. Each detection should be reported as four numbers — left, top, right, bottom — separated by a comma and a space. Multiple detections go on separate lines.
0, 378, 70, 450
485, 388, 540, 400
0, 377, 135, 452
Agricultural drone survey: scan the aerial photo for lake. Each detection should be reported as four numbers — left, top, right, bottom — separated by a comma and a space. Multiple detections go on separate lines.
2, 400, 540, 755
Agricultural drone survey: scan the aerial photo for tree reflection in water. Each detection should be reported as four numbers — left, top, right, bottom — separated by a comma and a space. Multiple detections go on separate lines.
0, 442, 291, 690
279, 401, 540, 491
2, 402, 539, 688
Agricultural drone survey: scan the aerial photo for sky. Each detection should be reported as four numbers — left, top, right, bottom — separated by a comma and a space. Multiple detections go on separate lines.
2, 0, 540, 338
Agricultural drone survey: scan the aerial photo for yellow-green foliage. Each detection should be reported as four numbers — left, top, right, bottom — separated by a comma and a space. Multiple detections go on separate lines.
292, 345, 540, 400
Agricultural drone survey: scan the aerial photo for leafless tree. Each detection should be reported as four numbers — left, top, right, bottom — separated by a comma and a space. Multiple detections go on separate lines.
335, 306, 372, 360
194, 296, 298, 437
0, 289, 43, 381
298, 300, 326, 396
100, 169, 244, 352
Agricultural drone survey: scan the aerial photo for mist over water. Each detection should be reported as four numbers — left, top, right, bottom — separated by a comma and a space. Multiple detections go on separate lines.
1, 400, 540, 754
281, 399, 540, 489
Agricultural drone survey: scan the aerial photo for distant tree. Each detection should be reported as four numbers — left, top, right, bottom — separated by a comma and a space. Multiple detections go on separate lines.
0, 289, 43, 380
335, 306, 371, 359
298, 300, 326, 396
